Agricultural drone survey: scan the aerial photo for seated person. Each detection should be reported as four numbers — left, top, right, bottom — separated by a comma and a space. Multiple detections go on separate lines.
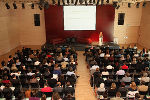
2, 84, 13, 100
97, 83, 106, 93
2, 76, 10, 85
66, 67, 75, 76
141, 72, 150, 83
106, 64, 114, 70
29, 89, 40, 100
63, 94, 75, 100
63, 55, 69, 62
127, 82, 139, 98
137, 81, 148, 99
61, 60, 69, 69
41, 84, 53, 93
47, 74, 57, 88
121, 72, 132, 82
11, 63, 18, 71
90, 63, 99, 70
53, 64, 62, 75
10, 74, 20, 87
64, 82, 75, 95
56, 53, 63, 63
129, 82, 138, 91
52, 92, 62, 100
102, 67, 109, 76
108, 83, 117, 97
116, 67, 125, 75
27, 69, 35, 76
53, 82, 63, 93
118, 82, 128, 96
95, 73, 104, 88
110, 92, 124, 100
121, 62, 128, 70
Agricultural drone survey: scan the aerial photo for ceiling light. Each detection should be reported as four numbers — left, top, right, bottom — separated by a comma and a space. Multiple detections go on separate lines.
5, 3, 10, 9
31, 3, 34, 9
13, 2, 17, 9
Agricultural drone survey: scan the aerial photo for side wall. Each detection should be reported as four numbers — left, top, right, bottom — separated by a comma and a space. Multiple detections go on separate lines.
138, 2, 150, 49
0, 2, 20, 55
0, 2, 46, 55
114, 3, 142, 44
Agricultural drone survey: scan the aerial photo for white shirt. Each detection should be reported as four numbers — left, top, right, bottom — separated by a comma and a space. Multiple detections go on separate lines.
27, 58, 32, 61
27, 72, 35, 76
134, 54, 139, 57
10, 72, 20, 76
16, 62, 21, 66
107, 65, 113, 69
102, 71, 109, 75
100, 53, 105, 57
116, 70, 125, 75
90, 65, 99, 70
34, 61, 40, 65
63, 58, 69, 62
66, 71, 75, 76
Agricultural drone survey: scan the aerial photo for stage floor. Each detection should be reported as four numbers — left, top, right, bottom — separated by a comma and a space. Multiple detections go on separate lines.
42, 42, 120, 51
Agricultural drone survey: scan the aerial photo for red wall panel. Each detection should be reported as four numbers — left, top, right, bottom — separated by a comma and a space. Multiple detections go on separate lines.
44, 5, 115, 44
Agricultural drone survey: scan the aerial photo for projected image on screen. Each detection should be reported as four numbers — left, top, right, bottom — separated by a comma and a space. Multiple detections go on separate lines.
64, 6, 96, 30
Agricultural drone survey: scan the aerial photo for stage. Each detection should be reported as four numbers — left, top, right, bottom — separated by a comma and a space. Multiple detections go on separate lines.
42, 42, 120, 51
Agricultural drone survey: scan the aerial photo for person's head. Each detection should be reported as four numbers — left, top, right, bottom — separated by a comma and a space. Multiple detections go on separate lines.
12, 63, 16, 67
119, 66, 122, 70
59, 74, 64, 79
145, 67, 149, 71
66, 81, 71, 86
103, 92, 108, 98
69, 67, 73, 72
52, 92, 61, 100
100, 83, 105, 88
135, 93, 140, 99
41, 94, 46, 100
103, 67, 107, 72
111, 83, 116, 89
66, 94, 73, 99
3, 76, 8, 80
16, 92, 24, 100
54, 64, 59, 68
44, 84, 48, 87
127, 54, 130, 58
1, 60, 6, 66
133, 57, 136, 61
143, 72, 148, 77
141, 81, 146, 85
125, 72, 130, 77
31, 89, 38, 97
130, 82, 137, 90
116, 92, 121, 97
96, 68, 99, 72
16, 59, 19, 63
12, 74, 16, 79
57, 82, 61, 87
120, 82, 125, 88
9, 55, 12, 58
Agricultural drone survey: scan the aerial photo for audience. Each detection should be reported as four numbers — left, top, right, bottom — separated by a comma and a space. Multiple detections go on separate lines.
1, 43, 150, 100
85, 44, 150, 99
0, 45, 78, 99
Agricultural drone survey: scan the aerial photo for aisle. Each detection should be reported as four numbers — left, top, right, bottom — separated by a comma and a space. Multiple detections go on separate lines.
75, 51, 97, 100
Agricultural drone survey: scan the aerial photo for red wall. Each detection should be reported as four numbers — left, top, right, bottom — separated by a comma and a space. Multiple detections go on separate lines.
44, 5, 115, 44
